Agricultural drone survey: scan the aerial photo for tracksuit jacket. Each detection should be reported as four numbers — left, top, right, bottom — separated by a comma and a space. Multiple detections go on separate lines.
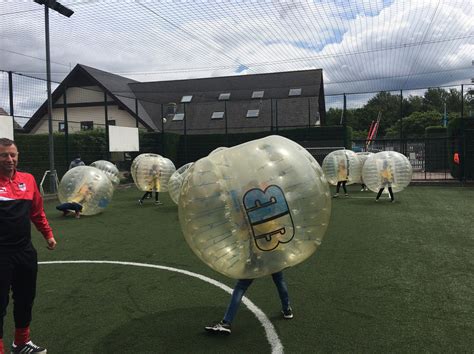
0, 171, 53, 253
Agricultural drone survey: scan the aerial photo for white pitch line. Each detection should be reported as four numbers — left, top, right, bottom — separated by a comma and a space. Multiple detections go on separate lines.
39, 260, 284, 354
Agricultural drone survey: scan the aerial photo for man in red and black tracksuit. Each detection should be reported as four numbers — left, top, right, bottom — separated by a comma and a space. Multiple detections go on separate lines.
0, 138, 56, 354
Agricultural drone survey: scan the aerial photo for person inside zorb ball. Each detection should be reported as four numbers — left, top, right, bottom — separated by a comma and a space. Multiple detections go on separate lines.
131, 153, 176, 193
178, 135, 332, 280
58, 166, 114, 216
362, 151, 413, 202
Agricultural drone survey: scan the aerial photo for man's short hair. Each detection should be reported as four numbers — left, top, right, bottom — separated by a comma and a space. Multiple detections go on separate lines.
0, 138, 15, 147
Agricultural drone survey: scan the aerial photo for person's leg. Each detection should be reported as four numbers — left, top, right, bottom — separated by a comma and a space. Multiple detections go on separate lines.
154, 191, 162, 205
0, 255, 14, 342
334, 181, 341, 197
139, 191, 150, 204
271, 272, 290, 311
376, 187, 384, 200
388, 187, 394, 201
222, 279, 253, 324
11, 248, 37, 346
342, 181, 348, 195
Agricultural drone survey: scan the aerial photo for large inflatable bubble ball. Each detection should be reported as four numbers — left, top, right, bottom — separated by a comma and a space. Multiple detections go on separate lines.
356, 152, 374, 184
179, 135, 332, 279
322, 149, 362, 186
90, 160, 120, 187
131, 154, 176, 192
58, 166, 114, 216
168, 162, 194, 205
362, 151, 413, 194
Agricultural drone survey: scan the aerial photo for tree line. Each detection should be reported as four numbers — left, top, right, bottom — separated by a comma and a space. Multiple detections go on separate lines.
325, 87, 472, 139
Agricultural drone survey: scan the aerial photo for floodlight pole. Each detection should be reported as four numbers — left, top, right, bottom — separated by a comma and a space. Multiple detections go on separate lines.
35, 0, 74, 193
44, 5, 56, 193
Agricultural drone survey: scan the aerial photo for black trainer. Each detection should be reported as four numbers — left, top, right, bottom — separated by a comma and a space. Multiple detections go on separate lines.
11, 341, 47, 353
282, 307, 294, 319
204, 321, 231, 334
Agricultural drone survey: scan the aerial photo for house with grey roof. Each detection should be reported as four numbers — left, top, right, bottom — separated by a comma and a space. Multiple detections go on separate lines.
23, 64, 158, 134
24, 64, 326, 135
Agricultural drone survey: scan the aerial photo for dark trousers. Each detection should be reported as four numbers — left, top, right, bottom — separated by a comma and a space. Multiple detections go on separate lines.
376, 186, 394, 201
139, 191, 159, 203
336, 181, 347, 194
56, 202, 82, 213
0, 247, 38, 339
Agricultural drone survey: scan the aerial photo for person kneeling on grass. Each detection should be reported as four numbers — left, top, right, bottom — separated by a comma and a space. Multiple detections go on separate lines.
56, 202, 83, 219
204, 271, 293, 335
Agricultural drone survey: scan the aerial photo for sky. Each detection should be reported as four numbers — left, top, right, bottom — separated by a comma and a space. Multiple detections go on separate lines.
0, 0, 473, 123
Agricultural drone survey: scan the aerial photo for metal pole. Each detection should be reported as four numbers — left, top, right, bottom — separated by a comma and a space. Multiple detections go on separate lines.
44, 5, 56, 193
400, 90, 403, 153
8, 71, 14, 117
461, 84, 464, 118
104, 91, 109, 160
63, 87, 69, 167
343, 93, 347, 148
224, 100, 228, 146
160, 103, 165, 154
275, 100, 279, 133
135, 98, 139, 128
183, 103, 187, 162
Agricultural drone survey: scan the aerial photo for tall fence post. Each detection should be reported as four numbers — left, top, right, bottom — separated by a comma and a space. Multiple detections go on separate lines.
8, 71, 14, 117
104, 91, 110, 160
63, 86, 69, 167
160, 104, 165, 154
461, 84, 464, 118
400, 89, 404, 154
343, 93, 347, 148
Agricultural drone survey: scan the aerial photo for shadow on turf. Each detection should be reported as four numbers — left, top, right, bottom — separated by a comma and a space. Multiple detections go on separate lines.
94, 306, 271, 353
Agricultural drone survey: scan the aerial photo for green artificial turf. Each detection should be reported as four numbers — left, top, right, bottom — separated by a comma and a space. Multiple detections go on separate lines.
3, 185, 474, 353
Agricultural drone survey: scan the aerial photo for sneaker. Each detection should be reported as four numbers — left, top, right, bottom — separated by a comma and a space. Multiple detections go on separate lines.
75, 211, 81, 219
11, 341, 47, 353
332, 194, 339, 198
138, 199, 143, 205
204, 321, 231, 334
345, 193, 349, 197
390, 199, 395, 203
282, 307, 294, 319
155, 201, 163, 205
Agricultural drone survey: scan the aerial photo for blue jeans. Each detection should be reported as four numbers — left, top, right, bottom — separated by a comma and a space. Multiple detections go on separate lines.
223, 271, 290, 324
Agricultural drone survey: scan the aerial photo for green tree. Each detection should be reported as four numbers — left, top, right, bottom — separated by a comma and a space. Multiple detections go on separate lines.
384, 111, 443, 138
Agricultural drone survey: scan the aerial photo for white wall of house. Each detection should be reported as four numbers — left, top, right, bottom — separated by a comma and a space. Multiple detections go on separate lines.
30, 86, 145, 134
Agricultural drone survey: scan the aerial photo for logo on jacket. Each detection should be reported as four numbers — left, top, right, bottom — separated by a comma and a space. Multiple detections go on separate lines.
0, 187, 6, 193
18, 183, 26, 191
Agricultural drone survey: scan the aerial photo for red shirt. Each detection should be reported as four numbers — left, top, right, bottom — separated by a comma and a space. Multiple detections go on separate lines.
0, 170, 53, 253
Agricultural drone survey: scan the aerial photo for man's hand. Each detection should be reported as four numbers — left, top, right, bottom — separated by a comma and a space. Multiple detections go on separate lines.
46, 237, 57, 250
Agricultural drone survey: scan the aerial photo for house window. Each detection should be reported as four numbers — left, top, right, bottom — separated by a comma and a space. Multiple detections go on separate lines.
252, 90, 264, 99
58, 122, 65, 132
246, 109, 260, 118
181, 95, 193, 103
218, 93, 231, 101
288, 88, 302, 96
81, 121, 94, 131
173, 113, 185, 121
108, 120, 116, 126
211, 111, 224, 119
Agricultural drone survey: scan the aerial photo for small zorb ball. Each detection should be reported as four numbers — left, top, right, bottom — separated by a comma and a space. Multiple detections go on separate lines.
58, 166, 114, 216
179, 135, 332, 279
131, 153, 176, 192
362, 151, 413, 193
168, 162, 194, 205
322, 149, 362, 185
90, 160, 120, 187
